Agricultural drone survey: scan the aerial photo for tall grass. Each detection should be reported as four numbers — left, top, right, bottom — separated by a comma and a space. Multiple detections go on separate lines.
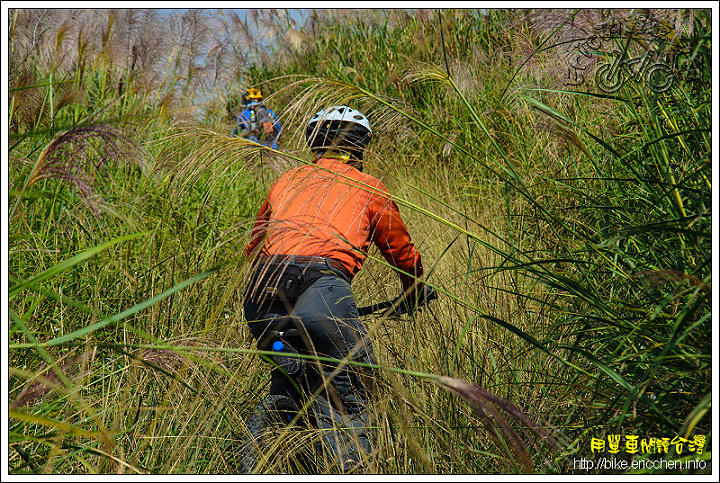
7, 7, 712, 475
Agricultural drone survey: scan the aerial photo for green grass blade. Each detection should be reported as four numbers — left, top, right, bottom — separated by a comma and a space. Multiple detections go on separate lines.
8, 232, 149, 301
37, 266, 221, 347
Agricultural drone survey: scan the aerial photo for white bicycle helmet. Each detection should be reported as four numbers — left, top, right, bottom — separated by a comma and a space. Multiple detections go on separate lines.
305, 106, 372, 159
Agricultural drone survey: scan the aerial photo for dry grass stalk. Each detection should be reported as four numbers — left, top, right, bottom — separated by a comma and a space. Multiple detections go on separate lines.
10, 352, 87, 409
25, 124, 141, 216
634, 269, 711, 299
437, 375, 560, 473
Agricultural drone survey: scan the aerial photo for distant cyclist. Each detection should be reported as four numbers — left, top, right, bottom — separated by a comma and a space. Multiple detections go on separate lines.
243, 105, 425, 470
231, 88, 282, 149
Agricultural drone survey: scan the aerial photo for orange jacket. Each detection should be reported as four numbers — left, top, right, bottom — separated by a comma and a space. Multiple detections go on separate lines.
245, 158, 423, 284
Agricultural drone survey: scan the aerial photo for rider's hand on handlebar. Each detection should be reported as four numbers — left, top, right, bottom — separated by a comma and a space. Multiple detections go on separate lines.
387, 285, 435, 317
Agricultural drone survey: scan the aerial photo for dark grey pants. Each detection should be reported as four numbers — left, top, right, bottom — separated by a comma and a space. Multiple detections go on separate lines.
244, 262, 375, 468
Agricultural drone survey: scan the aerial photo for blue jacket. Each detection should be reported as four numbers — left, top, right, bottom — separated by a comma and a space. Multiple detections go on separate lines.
232, 101, 282, 149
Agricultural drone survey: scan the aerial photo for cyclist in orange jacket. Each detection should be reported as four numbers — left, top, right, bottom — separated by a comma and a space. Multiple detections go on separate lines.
243, 105, 424, 470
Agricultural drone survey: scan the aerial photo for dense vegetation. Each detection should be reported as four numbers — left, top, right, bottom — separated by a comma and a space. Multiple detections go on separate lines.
7, 8, 712, 475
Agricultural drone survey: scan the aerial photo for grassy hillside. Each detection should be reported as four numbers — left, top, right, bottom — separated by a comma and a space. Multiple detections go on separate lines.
6, 8, 712, 475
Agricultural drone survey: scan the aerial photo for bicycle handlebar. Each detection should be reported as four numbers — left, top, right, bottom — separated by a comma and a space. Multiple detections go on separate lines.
256, 287, 438, 354
358, 286, 438, 317
255, 287, 438, 375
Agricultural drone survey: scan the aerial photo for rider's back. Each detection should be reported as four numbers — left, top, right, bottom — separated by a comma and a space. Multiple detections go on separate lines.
246, 157, 421, 277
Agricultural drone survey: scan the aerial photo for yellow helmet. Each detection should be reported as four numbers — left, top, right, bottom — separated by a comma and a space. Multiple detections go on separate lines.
243, 88, 263, 103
